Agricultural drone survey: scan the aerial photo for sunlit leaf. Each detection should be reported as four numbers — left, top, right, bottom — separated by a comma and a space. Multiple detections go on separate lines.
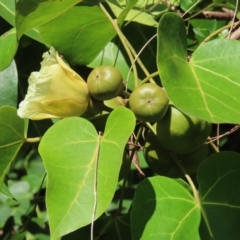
16, 0, 82, 39
39, 107, 135, 239
0, 0, 15, 26
117, 0, 138, 25
157, 12, 240, 123
39, 2, 116, 65
106, 0, 163, 27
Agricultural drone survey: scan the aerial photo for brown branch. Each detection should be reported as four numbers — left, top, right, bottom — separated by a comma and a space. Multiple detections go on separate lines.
206, 125, 240, 144
230, 27, 240, 39
202, 11, 234, 19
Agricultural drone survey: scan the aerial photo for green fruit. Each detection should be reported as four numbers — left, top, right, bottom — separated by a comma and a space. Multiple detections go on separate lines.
128, 83, 169, 122
156, 106, 212, 154
87, 66, 123, 101
144, 131, 209, 178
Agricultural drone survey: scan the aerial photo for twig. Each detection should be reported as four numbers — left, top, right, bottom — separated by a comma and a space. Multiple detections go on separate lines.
26, 137, 41, 143
172, 155, 200, 203
226, 0, 239, 38
206, 125, 240, 144
202, 11, 235, 19
90, 132, 102, 240
126, 34, 157, 84
230, 27, 240, 39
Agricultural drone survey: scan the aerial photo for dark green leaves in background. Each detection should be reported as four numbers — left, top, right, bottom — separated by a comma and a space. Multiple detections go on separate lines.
0, 106, 25, 190
0, 60, 18, 107
198, 152, 240, 239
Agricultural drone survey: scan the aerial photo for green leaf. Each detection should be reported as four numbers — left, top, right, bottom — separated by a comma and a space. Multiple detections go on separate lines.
0, 183, 15, 199
198, 151, 240, 239
39, 107, 135, 239
106, 0, 159, 27
39, 2, 116, 65
0, 106, 25, 189
62, 213, 131, 239
0, 28, 18, 71
131, 176, 201, 240
0, 0, 45, 43
117, 0, 138, 25
16, 0, 82, 39
0, 0, 15, 26
157, 12, 240, 123
0, 60, 18, 107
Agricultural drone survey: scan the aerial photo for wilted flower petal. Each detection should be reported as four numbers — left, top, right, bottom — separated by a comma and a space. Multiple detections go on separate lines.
17, 47, 90, 120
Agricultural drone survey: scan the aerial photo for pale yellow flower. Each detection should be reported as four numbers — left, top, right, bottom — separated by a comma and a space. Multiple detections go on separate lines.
17, 47, 90, 120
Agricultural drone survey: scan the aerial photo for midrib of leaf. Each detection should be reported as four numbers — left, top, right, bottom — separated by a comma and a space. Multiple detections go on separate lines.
189, 65, 212, 120
0, 2, 15, 16
200, 169, 240, 201
0, 140, 24, 148
0, 123, 24, 140
193, 64, 240, 88
170, 205, 199, 239
200, 201, 215, 239
52, 140, 99, 239
202, 202, 240, 208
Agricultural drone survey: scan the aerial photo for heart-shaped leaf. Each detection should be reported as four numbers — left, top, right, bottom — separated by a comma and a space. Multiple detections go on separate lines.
39, 106, 135, 239
157, 13, 240, 123
0, 106, 25, 189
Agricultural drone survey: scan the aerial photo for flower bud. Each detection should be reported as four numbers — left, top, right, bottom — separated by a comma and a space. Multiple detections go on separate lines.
17, 47, 89, 120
